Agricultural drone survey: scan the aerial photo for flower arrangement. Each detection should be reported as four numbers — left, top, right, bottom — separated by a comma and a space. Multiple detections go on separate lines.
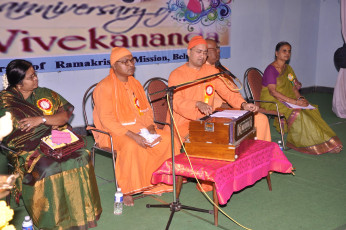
0, 108, 16, 230
0, 111, 13, 142
0, 201, 15, 230
2, 74, 9, 90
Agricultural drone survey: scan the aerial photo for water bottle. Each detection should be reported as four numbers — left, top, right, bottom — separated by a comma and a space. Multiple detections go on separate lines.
114, 188, 123, 215
278, 140, 284, 151
22, 216, 33, 230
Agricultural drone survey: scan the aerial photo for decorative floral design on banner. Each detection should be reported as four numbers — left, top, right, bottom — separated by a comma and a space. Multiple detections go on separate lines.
168, 0, 232, 31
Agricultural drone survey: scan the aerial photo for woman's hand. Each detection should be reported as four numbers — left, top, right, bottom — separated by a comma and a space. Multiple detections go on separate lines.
294, 80, 302, 90
196, 101, 213, 115
242, 102, 259, 112
296, 98, 309, 107
19, 116, 44, 132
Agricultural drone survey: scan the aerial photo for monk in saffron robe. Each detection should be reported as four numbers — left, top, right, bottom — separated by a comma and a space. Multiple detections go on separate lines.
93, 47, 176, 206
168, 36, 270, 191
168, 36, 269, 141
205, 39, 271, 142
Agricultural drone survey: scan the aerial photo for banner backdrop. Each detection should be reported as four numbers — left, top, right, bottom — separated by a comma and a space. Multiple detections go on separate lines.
0, 0, 231, 73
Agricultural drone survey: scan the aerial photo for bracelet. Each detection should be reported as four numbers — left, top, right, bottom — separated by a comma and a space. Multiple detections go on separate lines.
297, 96, 305, 100
41, 116, 47, 124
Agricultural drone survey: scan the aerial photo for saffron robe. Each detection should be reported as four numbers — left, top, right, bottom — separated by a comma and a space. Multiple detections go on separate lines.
93, 73, 177, 195
168, 63, 271, 142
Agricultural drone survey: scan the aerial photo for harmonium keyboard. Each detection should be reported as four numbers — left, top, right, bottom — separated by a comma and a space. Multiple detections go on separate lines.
184, 110, 256, 161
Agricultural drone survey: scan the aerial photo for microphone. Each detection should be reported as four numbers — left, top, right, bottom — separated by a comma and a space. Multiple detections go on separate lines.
215, 61, 238, 80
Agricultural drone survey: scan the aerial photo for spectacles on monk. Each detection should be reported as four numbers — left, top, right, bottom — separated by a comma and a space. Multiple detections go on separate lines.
116, 57, 136, 66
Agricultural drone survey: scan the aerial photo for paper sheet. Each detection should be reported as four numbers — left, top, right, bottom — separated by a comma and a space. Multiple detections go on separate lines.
139, 128, 161, 147
210, 110, 248, 119
282, 102, 316, 110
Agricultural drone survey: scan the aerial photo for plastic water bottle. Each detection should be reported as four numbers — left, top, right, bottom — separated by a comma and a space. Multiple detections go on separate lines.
278, 140, 284, 151
114, 188, 123, 215
22, 216, 33, 230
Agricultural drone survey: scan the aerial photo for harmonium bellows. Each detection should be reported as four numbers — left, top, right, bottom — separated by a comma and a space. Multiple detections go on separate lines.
185, 110, 256, 161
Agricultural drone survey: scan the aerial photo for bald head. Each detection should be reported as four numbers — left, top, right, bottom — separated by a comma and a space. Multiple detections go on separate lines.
205, 39, 220, 66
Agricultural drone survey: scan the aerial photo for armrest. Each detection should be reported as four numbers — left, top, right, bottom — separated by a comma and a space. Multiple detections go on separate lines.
86, 126, 115, 153
248, 99, 286, 148
248, 99, 284, 118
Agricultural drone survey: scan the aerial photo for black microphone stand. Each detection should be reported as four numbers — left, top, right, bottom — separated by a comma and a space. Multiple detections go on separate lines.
146, 71, 228, 230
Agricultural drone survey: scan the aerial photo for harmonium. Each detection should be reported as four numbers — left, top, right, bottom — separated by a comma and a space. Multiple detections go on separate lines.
184, 110, 256, 161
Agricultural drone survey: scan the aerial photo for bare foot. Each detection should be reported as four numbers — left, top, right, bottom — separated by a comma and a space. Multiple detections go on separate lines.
123, 195, 134, 206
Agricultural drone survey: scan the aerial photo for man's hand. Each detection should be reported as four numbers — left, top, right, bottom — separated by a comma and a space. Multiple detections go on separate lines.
147, 124, 157, 134
242, 102, 259, 112
196, 101, 213, 115
126, 131, 149, 149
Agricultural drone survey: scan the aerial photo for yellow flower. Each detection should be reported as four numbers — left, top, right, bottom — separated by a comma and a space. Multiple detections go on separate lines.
0, 201, 14, 229
1, 225, 16, 230
287, 73, 294, 82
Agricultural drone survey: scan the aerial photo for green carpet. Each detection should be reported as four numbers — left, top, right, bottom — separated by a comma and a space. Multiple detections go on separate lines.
1, 92, 345, 230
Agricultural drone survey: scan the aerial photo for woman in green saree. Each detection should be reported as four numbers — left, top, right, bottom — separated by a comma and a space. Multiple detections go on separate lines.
260, 42, 342, 154
0, 59, 102, 229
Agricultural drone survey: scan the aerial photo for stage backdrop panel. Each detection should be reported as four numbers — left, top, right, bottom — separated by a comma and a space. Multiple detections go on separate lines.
0, 0, 232, 73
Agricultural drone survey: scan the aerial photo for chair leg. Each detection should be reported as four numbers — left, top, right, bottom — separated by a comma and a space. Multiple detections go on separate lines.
277, 117, 286, 149
111, 151, 118, 189
91, 146, 95, 166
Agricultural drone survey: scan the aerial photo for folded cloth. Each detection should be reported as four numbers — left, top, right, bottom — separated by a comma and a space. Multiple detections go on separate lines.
51, 130, 72, 144
139, 128, 161, 147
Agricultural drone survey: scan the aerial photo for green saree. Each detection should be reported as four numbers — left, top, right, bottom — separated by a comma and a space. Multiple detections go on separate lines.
260, 65, 342, 154
0, 87, 102, 229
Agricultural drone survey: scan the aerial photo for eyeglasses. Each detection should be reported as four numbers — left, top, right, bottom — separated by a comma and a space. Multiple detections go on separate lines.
116, 57, 136, 66
207, 47, 220, 51
24, 72, 37, 81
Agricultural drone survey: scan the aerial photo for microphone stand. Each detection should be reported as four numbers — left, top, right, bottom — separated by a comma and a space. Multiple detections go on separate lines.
146, 71, 228, 230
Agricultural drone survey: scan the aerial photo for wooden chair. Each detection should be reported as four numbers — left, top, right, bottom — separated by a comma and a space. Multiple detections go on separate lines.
82, 83, 118, 189
143, 77, 169, 130
243, 67, 286, 149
